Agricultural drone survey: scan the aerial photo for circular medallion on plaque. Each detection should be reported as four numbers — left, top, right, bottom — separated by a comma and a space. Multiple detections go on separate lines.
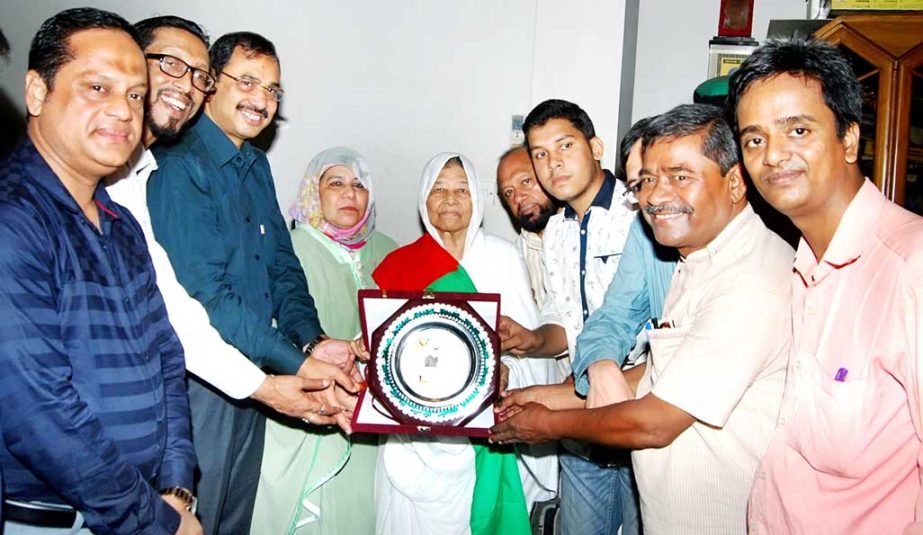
375, 302, 495, 425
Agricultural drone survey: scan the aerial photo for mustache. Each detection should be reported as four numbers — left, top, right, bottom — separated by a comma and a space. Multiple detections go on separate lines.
644, 204, 695, 215
237, 103, 269, 119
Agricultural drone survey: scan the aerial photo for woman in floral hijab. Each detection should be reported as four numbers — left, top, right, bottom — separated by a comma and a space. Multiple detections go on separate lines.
251, 147, 397, 535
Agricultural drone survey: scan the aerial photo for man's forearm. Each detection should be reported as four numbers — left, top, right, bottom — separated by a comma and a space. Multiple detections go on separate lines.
530, 324, 568, 357
623, 362, 647, 395
547, 393, 688, 449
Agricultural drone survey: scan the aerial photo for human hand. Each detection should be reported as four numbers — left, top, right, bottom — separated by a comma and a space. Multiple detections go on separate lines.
489, 402, 556, 445
494, 384, 549, 422
251, 374, 341, 420
311, 339, 363, 382
498, 315, 539, 355
163, 495, 203, 535
495, 382, 583, 421
499, 364, 510, 393
297, 357, 357, 393
304, 384, 355, 434
349, 337, 370, 362
586, 360, 634, 409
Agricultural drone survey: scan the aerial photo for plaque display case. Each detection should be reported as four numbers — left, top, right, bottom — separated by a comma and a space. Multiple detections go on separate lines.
351, 289, 501, 437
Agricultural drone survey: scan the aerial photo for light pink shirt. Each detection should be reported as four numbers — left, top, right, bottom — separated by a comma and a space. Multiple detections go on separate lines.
749, 180, 923, 535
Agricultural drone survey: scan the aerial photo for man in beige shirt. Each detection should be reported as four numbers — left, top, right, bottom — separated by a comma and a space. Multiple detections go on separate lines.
491, 104, 792, 534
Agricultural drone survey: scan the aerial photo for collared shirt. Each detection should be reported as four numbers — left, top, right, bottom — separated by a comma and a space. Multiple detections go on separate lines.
107, 148, 266, 399
0, 139, 194, 534
632, 205, 792, 535
516, 229, 549, 307
571, 214, 677, 395
540, 170, 635, 364
749, 180, 923, 535
148, 115, 323, 375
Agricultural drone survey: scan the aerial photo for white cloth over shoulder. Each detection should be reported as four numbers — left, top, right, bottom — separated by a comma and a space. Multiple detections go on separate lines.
375, 153, 560, 535
106, 148, 265, 399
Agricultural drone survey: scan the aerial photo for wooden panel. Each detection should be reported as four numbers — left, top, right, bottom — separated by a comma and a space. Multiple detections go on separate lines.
817, 23, 897, 194
817, 15, 923, 57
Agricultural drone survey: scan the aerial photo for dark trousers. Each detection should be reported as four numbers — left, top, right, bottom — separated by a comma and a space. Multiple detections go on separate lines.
188, 376, 265, 535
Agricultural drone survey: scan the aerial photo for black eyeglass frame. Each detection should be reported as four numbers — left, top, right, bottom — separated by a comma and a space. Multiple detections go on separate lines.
145, 53, 216, 93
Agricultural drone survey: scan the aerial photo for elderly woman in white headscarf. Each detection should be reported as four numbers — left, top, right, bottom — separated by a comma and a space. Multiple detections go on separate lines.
250, 147, 397, 535
372, 153, 561, 535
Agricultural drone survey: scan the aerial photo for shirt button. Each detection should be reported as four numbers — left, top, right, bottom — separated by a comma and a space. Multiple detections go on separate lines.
583, 309, 589, 315
255, 254, 261, 261
581, 269, 586, 276
580, 229, 586, 235
245, 216, 251, 223
264, 292, 270, 299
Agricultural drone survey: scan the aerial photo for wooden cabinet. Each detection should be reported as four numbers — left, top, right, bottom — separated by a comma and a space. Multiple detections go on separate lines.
816, 14, 923, 214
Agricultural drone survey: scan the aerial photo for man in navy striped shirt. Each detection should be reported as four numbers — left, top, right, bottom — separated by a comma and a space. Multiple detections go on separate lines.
0, 8, 199, 535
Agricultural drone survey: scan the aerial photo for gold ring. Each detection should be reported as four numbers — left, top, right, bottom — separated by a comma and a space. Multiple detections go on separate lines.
318, 406, 327, 416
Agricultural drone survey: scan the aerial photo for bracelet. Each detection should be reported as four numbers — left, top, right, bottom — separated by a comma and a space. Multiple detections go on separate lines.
303, 334, 328, 356
160, 486, 197, 514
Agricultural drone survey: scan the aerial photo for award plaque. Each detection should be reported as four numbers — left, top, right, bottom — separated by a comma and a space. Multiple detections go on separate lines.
353, 289, 501, 437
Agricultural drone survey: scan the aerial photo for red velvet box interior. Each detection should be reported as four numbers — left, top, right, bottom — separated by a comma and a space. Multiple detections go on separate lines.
351, 289, 500, 437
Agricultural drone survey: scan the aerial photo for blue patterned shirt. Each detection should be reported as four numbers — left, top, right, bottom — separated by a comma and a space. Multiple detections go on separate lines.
572, 214, 678, 395
0, 139, 195, 535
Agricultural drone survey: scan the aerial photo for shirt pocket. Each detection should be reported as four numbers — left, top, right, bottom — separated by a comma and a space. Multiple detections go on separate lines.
645, 324, 691, 383
786, 353, 873, 479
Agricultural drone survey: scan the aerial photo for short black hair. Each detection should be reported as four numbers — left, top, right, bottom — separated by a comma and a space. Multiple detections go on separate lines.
618, 115, 657, 179
727, 37, 861, 139
210, 31, 278, 75
28, 7, 140, 91
0, 28, 10, 58
643, 104, 739, 176
134, 15, 209, 51
523, 99, 596, 147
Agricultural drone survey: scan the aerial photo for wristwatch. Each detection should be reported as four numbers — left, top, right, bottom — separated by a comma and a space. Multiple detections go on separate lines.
160, 486, 197, 514
303, 334, 328, 356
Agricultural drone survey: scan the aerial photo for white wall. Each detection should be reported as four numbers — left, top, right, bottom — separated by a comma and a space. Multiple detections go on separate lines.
631, 0, 807, 122
0, 0, 626, 245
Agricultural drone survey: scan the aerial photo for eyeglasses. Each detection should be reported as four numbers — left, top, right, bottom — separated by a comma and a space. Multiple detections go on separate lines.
219, 71, 284, 102
623, 180, 641, 204
145, 53, 215, 93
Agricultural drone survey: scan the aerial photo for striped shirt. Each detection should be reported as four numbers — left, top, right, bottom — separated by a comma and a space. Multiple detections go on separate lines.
633, 206, 791, 534
0, 139, 194, 535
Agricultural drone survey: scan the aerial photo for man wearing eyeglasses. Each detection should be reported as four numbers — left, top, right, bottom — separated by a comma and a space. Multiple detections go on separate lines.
106, 21, 354, 532
146, 31, 362, 535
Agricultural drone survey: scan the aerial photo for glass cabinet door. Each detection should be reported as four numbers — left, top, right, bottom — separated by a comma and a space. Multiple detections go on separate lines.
817, 24, 896, 194
838, 46, 882, 184
896, 43, 923, 215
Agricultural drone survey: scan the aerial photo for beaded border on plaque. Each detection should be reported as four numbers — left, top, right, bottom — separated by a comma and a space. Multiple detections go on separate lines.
376, 303, 494, 425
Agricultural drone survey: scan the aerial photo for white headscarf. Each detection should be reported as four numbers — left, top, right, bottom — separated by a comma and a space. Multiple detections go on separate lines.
417, 152, 484, 258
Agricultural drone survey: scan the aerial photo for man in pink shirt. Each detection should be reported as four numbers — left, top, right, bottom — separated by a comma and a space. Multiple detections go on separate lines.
730, 37, 923, 534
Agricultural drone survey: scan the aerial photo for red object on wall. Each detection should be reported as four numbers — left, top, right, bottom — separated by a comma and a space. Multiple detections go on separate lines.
718, 0, 755, 37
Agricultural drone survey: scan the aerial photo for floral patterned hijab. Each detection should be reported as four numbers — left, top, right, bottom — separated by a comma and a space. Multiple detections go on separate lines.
289, 147, 376, 248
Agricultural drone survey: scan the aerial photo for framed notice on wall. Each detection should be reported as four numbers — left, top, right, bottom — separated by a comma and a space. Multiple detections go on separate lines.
718, 0, 755, 37
832, 0, 923, 8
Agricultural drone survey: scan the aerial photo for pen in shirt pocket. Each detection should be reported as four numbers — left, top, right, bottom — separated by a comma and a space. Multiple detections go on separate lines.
647, 318, 677, 330
834, 367, 848, 382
